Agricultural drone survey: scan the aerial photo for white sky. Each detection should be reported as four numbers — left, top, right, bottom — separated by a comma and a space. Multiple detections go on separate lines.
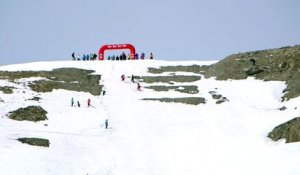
0, 0, 300, 65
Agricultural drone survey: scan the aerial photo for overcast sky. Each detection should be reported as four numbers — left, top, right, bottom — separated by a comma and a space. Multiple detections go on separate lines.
0, 0, 299, 65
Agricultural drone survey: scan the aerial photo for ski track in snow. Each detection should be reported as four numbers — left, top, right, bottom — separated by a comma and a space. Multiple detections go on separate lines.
0, 60, 300, 175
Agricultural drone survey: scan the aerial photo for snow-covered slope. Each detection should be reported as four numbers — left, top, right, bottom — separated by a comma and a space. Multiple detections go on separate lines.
0, 60, 300, 175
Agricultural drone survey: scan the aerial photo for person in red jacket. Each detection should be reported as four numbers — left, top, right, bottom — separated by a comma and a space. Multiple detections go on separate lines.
87, 98, 91, 107
137, 83, 141, 91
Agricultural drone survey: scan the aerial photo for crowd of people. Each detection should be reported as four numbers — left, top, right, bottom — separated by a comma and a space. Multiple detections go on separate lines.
107, 52, 153, 61
71, 52, 154, 61
72, 52, 98, 61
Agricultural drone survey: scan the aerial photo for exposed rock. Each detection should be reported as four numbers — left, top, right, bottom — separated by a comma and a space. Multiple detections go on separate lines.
245, 66, 264, 76
145, 85, 199, 94
8, 106, 48, 122
143, 97, 206, 105
204, 45, 300, 100
279, 106, 287, 111
0, 86, 15, 94
136, 75, 201, 84
216, 97, 229, 104
17, 137, 50, 147
148, 65, 202, 74
212, 94, 222, 100
268, 117, 300, 143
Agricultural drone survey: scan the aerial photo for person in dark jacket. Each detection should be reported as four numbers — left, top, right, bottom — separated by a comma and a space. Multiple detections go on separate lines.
135, 53, 139, 60
71, 97, 74, 106
77, 101, 80, 107
93, 53, 97, 60
131, 75, 135, 83
71, 52, 76, 60
141, 52, 145, 59
121, 74, 125, 81
105, 119, 108, 129
150, 53, 154, 60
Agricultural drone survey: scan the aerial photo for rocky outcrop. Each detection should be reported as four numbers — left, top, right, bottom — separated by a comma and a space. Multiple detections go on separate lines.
204, 45, 300, 101
268, 117, 300, 143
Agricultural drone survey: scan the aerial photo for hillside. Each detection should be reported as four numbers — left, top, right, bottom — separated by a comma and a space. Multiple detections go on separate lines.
0, 59, 300, 175
204, 45, 300, 100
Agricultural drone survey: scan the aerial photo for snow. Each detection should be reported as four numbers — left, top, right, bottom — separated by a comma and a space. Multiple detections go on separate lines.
1, 60, 300, 175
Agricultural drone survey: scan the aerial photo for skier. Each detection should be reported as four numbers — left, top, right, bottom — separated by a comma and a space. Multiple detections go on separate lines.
137, 83, 141, 91
87, 98, 91, 107
77, 101, 80, 107
71, 97, 74, 106
131, 75, 135, 83
71, 52, 76, 60
102, 90, 106, 96
121, 74, 125, 81
105, 119, 109, 129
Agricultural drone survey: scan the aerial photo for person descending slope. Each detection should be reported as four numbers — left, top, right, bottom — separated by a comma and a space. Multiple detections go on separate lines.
137, 83, 141, 91
71, 97, 74, 106
77, 101, 80, 107
121, 74, 125, 81
87, 98, 91, 107
131, 75, 135, 83
105, 119, 109, 129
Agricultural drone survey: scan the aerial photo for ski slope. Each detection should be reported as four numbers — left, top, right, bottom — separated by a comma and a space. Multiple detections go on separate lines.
0, 60, 300, 175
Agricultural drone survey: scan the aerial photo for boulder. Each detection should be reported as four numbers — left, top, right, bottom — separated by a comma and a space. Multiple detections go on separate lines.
268, 117, 300, 143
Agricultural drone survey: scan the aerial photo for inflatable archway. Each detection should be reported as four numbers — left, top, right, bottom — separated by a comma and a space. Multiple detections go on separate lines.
99, 44, 136, 60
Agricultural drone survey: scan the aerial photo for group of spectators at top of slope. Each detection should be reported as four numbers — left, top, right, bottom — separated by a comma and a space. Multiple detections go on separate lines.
71, 52, 154, 61
107, 52, 153, 60
72, 52, 97, 61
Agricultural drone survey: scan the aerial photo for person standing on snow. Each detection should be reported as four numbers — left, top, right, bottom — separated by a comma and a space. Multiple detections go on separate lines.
131, 75, 135, 83
141, 52, 145, 59
93, 53, 97, 60
105, 119, 109, 129
150, 53, 154, 60
71, 97, 74, 106
135, 53, 139, 60
77, 54, 81, 61
121, 74, 125, 81
87, 98, 91, 107
71, 52, 76, 60
77, 101, 81, 107
137, 83, 141, 91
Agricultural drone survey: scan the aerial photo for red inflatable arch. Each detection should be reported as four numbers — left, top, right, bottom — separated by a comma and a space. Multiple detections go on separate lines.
99, 44, 136, 60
